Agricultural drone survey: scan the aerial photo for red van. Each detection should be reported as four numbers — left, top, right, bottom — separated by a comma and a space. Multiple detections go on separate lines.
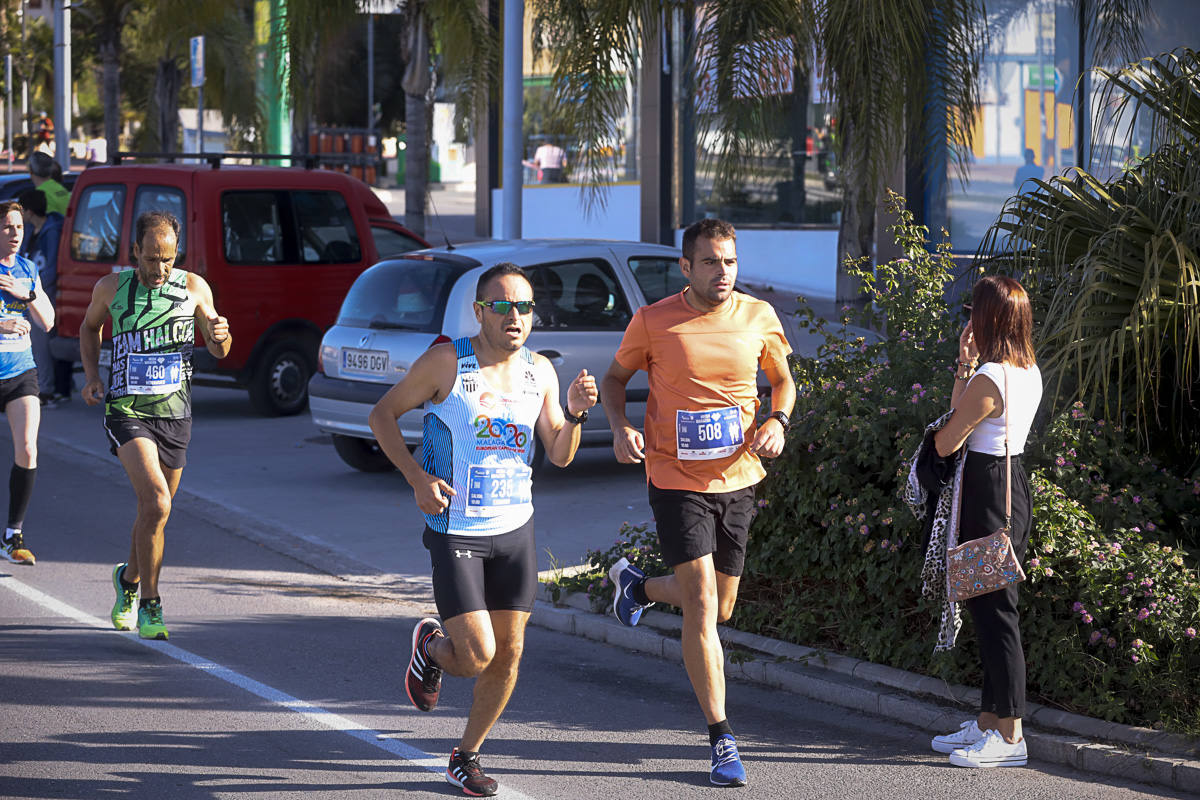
51, 163, 429, 415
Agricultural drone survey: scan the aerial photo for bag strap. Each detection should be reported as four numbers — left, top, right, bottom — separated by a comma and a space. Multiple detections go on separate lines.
1003, 365, 1012, 532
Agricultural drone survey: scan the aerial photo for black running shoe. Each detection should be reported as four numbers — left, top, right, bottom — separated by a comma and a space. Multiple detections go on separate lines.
405, 617, 444, 712
445, 748, 498, 797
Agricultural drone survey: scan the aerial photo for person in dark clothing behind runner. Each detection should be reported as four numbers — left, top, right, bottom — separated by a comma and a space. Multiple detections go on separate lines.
368, 262, 598, 797
79, 211, 232, 641
0, 200, 55, 566
17, 188, 71, 405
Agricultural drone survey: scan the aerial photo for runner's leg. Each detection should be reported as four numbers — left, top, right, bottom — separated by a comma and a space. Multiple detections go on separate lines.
7, 393, 39, 468
458, 609, 529, 753
116, 439, 177, 598
645, 555, 726, 724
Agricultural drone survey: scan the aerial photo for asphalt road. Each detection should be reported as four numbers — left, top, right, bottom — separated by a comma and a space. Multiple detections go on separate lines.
0, 392, 1187, 799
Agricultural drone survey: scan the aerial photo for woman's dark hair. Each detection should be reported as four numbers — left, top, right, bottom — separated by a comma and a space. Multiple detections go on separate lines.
135, 210, 181, 248
971, 275, 1036, 368
476, 262, 530, 300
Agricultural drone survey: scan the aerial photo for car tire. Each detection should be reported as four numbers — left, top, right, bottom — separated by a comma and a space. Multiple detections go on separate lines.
331, 434, 397, 473
249, 340, 313, 417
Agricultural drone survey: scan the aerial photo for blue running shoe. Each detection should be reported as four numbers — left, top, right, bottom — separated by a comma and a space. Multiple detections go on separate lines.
608, 556, 652, 627
710, 734, 747, 787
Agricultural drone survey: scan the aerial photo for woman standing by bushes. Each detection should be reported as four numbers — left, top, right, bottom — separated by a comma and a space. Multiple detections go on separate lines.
930, 275, 1043, 768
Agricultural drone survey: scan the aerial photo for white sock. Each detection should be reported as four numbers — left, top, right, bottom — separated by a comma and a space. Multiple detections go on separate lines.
4, 527, 19, 542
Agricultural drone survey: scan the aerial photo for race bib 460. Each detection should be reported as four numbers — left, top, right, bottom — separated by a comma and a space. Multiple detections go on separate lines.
126, 352, 183, 395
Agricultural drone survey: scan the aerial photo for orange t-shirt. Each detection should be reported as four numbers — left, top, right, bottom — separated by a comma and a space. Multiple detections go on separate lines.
614, 290, 791, 493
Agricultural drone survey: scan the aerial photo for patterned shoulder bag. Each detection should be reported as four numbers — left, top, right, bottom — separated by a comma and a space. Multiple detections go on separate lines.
945, 366, 1026, 603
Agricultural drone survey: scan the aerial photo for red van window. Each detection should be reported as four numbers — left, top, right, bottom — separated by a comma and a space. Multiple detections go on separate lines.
293, 190, 361, 264
132, 185, 187, 261
71, 184, 125, 262
222, 191, 285, 264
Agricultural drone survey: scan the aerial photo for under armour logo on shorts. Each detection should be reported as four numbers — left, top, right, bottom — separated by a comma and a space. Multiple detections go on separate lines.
454, 550, 473, 559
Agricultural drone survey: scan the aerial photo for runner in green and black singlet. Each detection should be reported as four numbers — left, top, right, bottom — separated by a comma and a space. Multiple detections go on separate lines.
106, 267, 196, 420
80, 211, 231, 641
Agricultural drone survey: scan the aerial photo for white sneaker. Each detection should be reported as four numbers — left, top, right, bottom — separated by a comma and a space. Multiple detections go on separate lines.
931, 720, 984, 754
949, 729, 1028, 768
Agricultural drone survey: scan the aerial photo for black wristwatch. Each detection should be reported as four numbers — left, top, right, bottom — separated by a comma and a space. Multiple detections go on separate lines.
25, 288, 36, 303
768, 410, 790, 430
563, 406, 589, 424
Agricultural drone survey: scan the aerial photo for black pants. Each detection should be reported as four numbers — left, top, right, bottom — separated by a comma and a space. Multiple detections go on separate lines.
959, 450, 1031, 719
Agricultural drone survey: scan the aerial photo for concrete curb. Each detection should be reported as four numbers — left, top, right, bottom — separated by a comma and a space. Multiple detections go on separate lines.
532, 586, 1200, 795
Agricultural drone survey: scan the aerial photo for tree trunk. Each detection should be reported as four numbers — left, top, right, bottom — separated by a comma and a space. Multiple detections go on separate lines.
835, 119, 875, 304
153, 58, 182, 154
405, 90, 429, 238
99, 36, 121, 161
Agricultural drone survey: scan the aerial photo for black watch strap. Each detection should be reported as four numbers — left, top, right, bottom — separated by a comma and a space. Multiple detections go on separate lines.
564, 406, 588, 424
26, 288, 36, 303
769, 410, 790, 430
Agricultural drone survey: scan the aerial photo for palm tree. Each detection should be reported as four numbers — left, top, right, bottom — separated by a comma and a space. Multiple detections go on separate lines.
979, 48, 1200, 466
75, 0, 140, 161
528, 0, 1149, 303
124, 0, 258, 153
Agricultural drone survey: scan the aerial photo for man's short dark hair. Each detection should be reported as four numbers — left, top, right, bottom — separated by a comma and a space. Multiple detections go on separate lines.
17, 188, 45, 217
681, 218, 737, 262
28, 151, 56, 180
135, 210, 181, 248
476, 262, 531, 301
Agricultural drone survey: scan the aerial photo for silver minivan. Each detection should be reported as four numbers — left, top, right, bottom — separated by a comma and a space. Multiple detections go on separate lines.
309, 239, 688, 471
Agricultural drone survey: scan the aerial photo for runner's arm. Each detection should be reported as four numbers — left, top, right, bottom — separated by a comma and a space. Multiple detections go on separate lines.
187, 273, 232, 359
80, 274, 118, 405
535, 359, 597, 468
600, 358, 645, 464
747, 356, 796, 458
25, 274, 54, 331
368, 344, 458, 514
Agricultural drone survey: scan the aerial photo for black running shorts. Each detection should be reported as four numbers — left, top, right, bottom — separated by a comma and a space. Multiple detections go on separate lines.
104, 415, 193, 470
423, 518, 537, 621
0, 368, 38, 411
647, 481, 757, 577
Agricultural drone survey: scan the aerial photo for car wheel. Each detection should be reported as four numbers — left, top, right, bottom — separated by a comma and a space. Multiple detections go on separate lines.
331, 434, 397, 473
249, 340, 313, 417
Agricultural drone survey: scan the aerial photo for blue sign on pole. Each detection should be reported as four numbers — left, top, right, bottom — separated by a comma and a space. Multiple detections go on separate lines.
190, 36, 205, 88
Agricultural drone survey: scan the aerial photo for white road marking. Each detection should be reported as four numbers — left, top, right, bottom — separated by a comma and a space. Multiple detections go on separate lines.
1, 575, 537, 799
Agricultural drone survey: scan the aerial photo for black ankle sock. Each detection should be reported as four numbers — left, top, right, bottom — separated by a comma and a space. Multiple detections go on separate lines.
631, 580, 651, 606
118, 567, 139, 592
8, 465, 36, 530
457, 749, 480, 761
708, 720, 733, 745
139, 596, 161, 609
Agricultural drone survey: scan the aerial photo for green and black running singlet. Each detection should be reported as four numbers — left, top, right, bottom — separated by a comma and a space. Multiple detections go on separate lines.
106, 269, 196, 420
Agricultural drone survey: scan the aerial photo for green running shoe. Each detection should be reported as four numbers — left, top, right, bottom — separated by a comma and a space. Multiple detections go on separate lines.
137, 599, 169, 640
111, 563, 138, 630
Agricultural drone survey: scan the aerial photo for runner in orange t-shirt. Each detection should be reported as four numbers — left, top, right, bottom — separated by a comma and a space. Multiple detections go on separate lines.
600, 217, 795, 787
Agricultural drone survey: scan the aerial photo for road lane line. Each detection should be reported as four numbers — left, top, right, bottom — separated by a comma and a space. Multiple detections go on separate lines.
1, 575, 538, 800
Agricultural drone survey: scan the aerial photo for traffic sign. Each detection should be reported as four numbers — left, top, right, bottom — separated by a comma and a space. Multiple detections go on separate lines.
190, 36, 205, 88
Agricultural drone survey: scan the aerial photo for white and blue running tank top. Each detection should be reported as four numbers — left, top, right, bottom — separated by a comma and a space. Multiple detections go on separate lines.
421, 337, 544, 536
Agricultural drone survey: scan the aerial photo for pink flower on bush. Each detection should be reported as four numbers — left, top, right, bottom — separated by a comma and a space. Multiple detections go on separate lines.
1072, 601, 1085, 613
1107, 637, 1117, 648
1137, 608, 1151, 621
1055, 456, 1066, 467
1186, 628, 1197, 639
1044, 567, 1055, 577
859, 525, 869, 535
1089, 631, 1102, 644
1029, 558, 1040, 568
1131, 655, 1140, 663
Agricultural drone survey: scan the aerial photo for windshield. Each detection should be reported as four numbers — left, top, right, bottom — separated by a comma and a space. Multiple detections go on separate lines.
336, 258, 464, 332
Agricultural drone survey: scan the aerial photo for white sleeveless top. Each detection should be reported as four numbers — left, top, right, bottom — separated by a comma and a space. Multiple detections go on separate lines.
421, 337, 544, 536
965, 362, 1043, 456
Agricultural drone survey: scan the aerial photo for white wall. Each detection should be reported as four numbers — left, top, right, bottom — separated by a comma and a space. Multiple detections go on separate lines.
492, 183, 641, 240
674, 226, 838, 299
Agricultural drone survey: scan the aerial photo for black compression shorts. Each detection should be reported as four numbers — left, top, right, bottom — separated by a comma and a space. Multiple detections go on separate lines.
0, 368, 38, 411
423, 518, 537, 621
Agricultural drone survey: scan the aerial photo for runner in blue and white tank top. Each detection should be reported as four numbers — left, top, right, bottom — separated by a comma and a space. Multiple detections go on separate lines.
420, 337, 543, 537
0, 200, 55, 567
369, 262, 598, 797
